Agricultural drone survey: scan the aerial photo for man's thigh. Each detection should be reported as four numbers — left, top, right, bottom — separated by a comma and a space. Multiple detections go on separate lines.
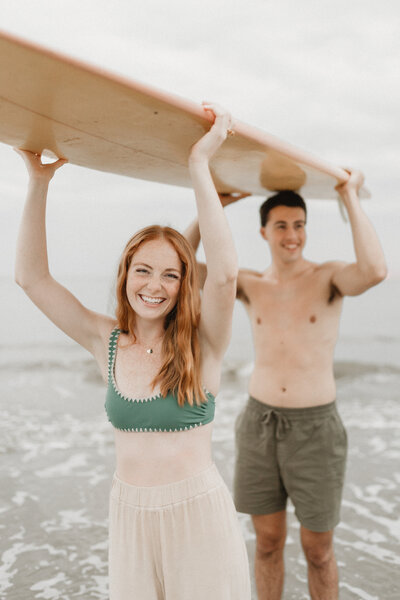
280, 407, 347, 532
234, 399, 287, 515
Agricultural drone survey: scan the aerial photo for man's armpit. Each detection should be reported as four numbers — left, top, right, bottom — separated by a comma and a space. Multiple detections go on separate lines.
328, 283, 342, 304
236, 285, 250, 303
328, 281, 343, 304
237, 270, 256, 304
320, 261, 346, 304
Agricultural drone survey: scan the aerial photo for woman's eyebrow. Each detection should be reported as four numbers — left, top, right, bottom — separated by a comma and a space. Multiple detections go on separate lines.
132, 262, 153, 268
132, 263, 181, 273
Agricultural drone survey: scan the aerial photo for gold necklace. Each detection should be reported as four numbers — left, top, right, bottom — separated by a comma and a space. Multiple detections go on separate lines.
135, 336, 163, 355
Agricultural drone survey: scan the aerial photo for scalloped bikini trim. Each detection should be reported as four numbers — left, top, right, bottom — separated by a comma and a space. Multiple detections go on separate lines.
108, 331, 161, 404
107, 328, 215, 405
112, 423, 204, 433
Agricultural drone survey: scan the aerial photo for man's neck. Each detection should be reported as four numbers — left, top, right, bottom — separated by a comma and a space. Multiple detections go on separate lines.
267, 256, 311, 282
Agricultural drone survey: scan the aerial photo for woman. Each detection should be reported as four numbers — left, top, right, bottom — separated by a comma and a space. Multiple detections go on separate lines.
15, 104, 251, 599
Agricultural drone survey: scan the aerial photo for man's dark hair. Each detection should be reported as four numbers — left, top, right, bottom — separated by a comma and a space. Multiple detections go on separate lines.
259, 191, 307, 227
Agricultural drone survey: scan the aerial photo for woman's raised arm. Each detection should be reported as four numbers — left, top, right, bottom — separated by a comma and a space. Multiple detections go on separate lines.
188, 104, 238, 359
14, 150, 113, 356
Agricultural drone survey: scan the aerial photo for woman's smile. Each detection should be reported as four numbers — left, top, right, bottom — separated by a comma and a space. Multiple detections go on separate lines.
138, 294, 166, 306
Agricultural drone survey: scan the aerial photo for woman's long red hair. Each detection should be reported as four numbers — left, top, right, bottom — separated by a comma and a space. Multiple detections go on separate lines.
115, 225, 206, 406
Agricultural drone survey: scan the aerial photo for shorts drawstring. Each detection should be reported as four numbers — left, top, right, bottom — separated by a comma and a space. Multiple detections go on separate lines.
261, 409, 291, 440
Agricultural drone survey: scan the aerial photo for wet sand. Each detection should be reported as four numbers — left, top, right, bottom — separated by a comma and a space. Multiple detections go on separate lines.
1, 348, 399, 599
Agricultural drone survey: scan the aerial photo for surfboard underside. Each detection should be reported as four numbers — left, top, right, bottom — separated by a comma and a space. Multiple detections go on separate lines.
0, 30, 353, 199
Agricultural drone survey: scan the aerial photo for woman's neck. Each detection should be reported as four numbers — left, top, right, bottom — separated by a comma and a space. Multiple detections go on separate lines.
133, 318, 165, 346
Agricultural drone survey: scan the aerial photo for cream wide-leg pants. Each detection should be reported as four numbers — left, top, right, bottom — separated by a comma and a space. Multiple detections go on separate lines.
109, 463, 251, 599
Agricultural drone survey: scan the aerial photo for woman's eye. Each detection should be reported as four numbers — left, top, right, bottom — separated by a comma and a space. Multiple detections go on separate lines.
165, 273, 179, 280
136, 268, 149, 274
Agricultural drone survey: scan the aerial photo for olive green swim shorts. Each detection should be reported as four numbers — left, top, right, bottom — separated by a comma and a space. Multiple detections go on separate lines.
234, 396, 348, 532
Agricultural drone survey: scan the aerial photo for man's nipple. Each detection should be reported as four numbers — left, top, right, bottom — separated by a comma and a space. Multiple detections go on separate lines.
310, 315, 316, 323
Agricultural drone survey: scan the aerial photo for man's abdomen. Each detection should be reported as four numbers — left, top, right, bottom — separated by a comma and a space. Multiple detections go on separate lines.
248, 362, 336, 408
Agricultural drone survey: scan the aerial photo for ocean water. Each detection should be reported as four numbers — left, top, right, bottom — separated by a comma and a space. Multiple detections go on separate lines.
1, 344, 399, 599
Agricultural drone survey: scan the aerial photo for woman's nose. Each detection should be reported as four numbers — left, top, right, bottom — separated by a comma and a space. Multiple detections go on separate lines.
145, 276, 162, 292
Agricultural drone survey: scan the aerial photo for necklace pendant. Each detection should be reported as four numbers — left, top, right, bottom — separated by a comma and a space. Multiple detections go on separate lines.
147, 348, 153, 354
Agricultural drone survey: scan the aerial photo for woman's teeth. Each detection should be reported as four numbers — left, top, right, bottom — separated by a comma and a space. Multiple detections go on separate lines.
140, 295, 164, 304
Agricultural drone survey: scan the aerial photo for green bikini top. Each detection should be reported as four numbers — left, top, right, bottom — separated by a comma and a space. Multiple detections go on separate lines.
105, 328, 216, 432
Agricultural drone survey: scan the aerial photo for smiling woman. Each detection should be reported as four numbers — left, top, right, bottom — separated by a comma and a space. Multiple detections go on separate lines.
114, 228, 205, 407
128, 240, 182, 315
14, 103, 251, 599
122, 234, 184, 322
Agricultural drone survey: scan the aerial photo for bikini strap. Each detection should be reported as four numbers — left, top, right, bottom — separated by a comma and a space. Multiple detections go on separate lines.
108, 327, 120, 382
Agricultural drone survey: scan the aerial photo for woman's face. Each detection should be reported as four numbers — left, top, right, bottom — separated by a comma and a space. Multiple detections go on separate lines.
126, 238, 182, 321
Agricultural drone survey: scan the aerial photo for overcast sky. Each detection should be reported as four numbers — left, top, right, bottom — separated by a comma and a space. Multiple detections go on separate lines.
1, 0, 399, 283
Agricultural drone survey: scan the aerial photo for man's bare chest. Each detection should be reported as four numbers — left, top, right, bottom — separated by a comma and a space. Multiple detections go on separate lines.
243, 277, 342, 331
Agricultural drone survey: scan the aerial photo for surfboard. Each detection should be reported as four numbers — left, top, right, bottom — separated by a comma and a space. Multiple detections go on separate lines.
0, 29, 361, 199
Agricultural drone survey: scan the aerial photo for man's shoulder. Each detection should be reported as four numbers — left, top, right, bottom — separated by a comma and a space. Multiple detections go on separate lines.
313, 261, 350, 303
238, 267, 262, 279
237, 268, 263, 303
238, 268, 265, 290
314, 260, 348, 277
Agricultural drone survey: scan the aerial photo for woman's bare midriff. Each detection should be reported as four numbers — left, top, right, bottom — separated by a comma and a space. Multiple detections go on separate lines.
113, 422, 214, 486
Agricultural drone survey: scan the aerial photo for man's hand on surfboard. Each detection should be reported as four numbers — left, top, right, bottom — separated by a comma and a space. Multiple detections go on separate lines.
189, 103, 235, 163
14, 149, 68, 182
335, 168, 365, 202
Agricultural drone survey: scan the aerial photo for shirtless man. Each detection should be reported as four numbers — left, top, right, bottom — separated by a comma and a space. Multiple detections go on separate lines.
184, 170, 387, 600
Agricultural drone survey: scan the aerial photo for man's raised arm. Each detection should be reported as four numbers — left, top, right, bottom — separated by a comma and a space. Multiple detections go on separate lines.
332, 169, 387, 296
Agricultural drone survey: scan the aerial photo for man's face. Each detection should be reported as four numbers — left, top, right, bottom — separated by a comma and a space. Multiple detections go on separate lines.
260, 205, 306, 263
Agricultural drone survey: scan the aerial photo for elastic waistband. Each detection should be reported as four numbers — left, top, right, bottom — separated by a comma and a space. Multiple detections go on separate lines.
110, 463, 224, 508
248, 396, 338, 421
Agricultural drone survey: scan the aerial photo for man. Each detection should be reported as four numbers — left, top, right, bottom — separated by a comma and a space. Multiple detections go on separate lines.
184, 170, 387, 600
